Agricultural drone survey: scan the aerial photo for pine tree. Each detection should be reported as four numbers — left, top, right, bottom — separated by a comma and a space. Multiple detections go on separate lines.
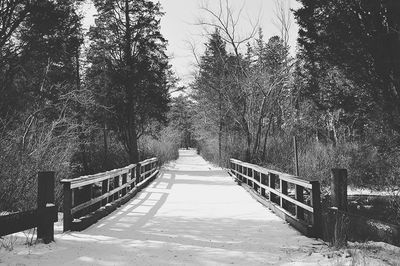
87, 0, 170, 163
294, 0, 400, 135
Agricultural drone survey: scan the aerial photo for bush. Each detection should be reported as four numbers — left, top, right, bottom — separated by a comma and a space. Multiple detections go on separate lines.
0, 114, 78, 211
139, 126, 180, 165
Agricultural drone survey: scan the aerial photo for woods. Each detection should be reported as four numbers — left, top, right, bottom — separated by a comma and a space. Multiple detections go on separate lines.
189, 0, 400, 200
1, 0, 399, 226
0, 0, 177, 212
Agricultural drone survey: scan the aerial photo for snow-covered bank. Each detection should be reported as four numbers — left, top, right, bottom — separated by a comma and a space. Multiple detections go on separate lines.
1, 150, 398, 265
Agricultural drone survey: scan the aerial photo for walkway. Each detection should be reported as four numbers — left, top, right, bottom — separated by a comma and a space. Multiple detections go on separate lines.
1, 150, 331, 265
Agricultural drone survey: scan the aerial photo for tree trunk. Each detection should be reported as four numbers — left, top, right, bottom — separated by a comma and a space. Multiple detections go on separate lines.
75, 51, 88, 173
253, 96, 266, 156
218, 93, 222, 164
103, 122, 108, 167
262, 113, 274, 159
124, 0, 139, 163
242, 117, 251, 162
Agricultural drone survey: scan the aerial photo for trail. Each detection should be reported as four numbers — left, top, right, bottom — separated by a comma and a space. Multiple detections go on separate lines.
1, 150, 350, 265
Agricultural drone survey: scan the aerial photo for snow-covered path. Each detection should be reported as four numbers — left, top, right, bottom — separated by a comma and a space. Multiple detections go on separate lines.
2, 149, 334, 265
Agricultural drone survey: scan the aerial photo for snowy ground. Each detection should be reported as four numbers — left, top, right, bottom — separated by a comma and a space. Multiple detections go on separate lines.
1, 149, 399, 265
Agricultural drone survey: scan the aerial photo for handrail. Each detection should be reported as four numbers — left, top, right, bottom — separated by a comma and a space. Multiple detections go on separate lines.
229, 158, 322, 237
61, 157, 159, 231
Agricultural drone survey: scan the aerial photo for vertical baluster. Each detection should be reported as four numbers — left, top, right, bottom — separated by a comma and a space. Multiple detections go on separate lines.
102, 179, 108, 206
269, 173, 275, 203
260, 174, 266, 197
62, 181, 72, 232
280, 179, 288, 210
311, 181, 322, 238
295, 185, 304, 220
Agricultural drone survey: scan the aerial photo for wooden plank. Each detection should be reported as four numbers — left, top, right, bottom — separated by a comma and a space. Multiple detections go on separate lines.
230, 168, 314, 212
0, 206, 58, 237
136, 170, 159, 187
230, 159, 312, 188
71, 182, 129, 214
69, 169, 129, 189
61, 165, 136, 188
140, 158, 157, 166
140, 168, 155, 177
71, 169, 158, 215
61, 164, 136, 184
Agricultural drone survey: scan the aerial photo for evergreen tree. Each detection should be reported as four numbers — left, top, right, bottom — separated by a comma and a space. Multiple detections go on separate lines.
192, 29, 229, 163
294, 0, 400, 135
87, 0, 171, 163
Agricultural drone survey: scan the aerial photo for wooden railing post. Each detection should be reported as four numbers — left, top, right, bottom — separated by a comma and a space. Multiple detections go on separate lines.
63, 181, 72, 232
260, 174, 266, 197
102, 179, 108, 206
331, 169, 348, 212
330, 168, 348, 246
37, 171, 55, 243
136, 163, 141, 185
295, 185, 304, 220
122, 173, 127, 196
269, 173, 276, 203
280, 179, 288, 209
311, 181, 322, 238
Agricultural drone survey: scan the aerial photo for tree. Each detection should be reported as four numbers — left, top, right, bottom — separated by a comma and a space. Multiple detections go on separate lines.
294, 0, 400, 135
168, 96, 194, 149
87, 0, 171, 163
0, 0, 86, 210
192, 29, 229, 162
0, 0, 83, 122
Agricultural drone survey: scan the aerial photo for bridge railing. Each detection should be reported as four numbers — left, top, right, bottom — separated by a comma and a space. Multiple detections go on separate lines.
229, 158, 322, 237
61, 158, 158, 231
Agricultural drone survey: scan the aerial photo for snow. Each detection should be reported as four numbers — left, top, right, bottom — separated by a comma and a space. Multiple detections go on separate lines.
348, 187, 398, 197
0, 149, 397, 265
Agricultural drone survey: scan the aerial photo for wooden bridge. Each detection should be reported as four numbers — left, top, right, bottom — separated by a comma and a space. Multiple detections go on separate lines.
1, 149, 332, 265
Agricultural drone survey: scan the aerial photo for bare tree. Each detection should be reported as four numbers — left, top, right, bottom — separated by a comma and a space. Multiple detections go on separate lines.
193, 0, 295, 163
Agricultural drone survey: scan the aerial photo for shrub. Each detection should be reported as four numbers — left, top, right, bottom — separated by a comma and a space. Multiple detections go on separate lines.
139, 126, 180, 165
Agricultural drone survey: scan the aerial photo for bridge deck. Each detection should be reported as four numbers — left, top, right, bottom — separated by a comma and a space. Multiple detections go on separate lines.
2, 150, 331, 265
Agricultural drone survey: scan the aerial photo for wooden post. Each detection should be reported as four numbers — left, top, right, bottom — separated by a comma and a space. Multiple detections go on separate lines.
102, 179, 108, 206
246, 168, 250, 186
311, 181, 322, 238
136, 163, 141, 185
37, 172, 55, 243
251, 169, 255, 189
114, 175, 120, 200
63, 181, 72, 232
331, 169, 348, 212
293, 136, 299, 176
122, 173, 127, 196
330, 168, 348, 246
280, 179, 288, 209
260, 174, 266, 197
295, 185, 304, 220
270, 174, 276, 203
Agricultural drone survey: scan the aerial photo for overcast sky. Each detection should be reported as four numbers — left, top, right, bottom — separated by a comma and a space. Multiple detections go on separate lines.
81, 0, 300, 86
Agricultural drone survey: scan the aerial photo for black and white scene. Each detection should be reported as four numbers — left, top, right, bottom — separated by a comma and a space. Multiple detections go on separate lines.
1, 0, 400, 265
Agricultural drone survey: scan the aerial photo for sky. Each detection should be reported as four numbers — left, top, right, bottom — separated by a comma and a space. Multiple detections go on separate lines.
81, 0, 300, 87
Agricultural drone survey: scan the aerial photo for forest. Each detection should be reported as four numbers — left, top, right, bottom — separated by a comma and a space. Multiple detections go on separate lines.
0, 0, 399, 225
